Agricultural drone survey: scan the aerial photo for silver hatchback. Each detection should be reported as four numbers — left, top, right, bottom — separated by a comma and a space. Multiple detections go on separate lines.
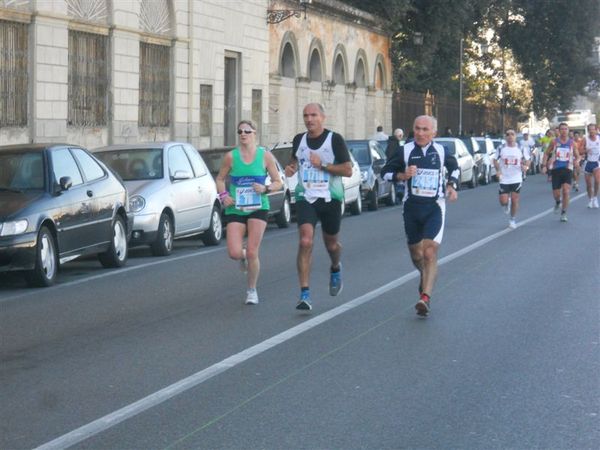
94, 142, 222, 256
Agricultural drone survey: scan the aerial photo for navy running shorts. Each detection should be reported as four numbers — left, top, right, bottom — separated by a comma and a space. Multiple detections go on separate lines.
584, 161, 599, 174
225, 209, 268, 224
403, 199, 445, 245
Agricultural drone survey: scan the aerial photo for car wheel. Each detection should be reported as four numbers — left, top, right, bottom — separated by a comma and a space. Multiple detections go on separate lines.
98, 215, 128, 268
151, 213, 173, 256
367, 187, 378, 211
201, 206, 223, 246
349, 191, 362, 215
25, 226, 58, 287
275, 195, 291, 228
385, 183, 396, 206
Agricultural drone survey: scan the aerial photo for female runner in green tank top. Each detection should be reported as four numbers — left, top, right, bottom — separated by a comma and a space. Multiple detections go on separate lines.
215, 120, 282, 305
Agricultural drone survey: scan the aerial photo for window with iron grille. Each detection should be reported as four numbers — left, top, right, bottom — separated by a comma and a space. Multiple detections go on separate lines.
68, 30, 108, 127
0, 20, 28, 127
200, 84, 212, 137
139, 42, 170, 127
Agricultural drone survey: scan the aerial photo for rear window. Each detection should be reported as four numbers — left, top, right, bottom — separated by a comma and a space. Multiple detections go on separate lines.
436, 140, 456, 155
347, 141, 371, 165
96, 148, 163, 181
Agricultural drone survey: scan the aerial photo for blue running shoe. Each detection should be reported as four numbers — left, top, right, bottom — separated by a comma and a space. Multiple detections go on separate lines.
296, 290, 312, 310
329, 264, 343, 296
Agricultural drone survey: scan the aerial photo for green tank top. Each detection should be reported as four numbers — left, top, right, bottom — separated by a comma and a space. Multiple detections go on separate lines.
226, 146, 270, 215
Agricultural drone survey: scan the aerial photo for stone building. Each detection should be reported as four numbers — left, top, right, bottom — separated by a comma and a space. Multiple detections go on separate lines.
0, 0, 391, 149
0, 0, 270, 149
268, 0, 392, 143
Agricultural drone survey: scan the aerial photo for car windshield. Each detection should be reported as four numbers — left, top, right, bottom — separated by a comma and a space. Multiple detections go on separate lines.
473, 139, 487, 153
436, 140, 456, 155
0, 151, 45, 191
96, 148, 163, 180
347, 141, 371, 165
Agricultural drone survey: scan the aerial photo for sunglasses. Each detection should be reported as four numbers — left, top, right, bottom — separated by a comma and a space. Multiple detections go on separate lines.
237, 129, 254, 135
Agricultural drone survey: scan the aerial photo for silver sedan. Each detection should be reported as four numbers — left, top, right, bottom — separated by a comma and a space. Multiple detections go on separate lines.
94, 142, 223, 256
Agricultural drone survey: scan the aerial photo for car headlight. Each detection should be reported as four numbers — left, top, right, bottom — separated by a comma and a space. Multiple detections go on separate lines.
129, 195, 146, 213
0, 219, 29, 236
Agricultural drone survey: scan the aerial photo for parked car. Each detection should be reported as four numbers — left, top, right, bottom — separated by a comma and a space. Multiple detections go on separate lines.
434, 138, 477, 189
346, 139, 395, 210
270, 142, 363, 216
201, 146, 292, 227
473, 137, 496, 184
460, 136, 490, 187
94, 142, 223, 256
0, 144, 131, 287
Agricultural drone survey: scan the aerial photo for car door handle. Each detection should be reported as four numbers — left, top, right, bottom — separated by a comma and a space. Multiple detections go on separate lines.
86, 190, 93, 197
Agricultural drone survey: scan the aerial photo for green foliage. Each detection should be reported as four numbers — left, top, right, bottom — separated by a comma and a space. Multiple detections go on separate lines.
343, 0, 599, 118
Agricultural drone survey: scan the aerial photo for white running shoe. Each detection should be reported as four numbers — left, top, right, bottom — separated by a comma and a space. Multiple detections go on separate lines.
245, 289, 259, 305
589, 199, 595, 209
593, 197, 599, 208
508, 219, 517, 229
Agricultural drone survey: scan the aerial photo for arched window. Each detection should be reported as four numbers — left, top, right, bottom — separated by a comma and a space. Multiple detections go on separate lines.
333, 54, 345, 84
375, 63, 384, 90
309, 49, 322, 82
281, 43, 296, 78
355, 59, 366, 88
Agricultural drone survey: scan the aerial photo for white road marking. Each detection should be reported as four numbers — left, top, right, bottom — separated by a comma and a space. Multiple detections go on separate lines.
33, 195, 586, 450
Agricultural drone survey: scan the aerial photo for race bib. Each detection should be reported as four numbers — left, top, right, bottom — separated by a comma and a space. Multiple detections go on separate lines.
503, 157, 519, 166
235, 186, 261, 211
411, 168, 439, 197
302, 167, 330, 190
556, 148, 570, 162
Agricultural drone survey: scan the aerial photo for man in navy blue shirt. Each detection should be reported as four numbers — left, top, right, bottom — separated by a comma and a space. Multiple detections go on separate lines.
382, 115, 459, 317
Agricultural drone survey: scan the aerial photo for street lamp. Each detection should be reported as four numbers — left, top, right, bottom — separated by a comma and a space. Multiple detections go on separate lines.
459, 38, 464, 136
267, 0, 311, 24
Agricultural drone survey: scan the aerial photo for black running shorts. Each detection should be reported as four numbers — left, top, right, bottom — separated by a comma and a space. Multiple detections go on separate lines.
551, 168, 572, 190
296, 198, 342, 235
498, 182, 522, 195
225, 209, 268, 224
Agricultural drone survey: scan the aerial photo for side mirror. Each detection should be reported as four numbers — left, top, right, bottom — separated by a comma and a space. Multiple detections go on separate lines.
59, 176, 72, 191
172, 170, 192, 181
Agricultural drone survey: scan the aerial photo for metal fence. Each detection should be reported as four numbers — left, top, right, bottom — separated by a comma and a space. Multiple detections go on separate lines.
0, 20, 28, 127
68, 30, 108, 127
139, 42, 170, 128
393, 90, 518, 136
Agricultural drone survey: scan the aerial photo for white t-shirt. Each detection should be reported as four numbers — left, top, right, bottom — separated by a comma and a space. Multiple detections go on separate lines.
495, 144, 530, 184
520, 137, 535, 153
585, 136, 600, 163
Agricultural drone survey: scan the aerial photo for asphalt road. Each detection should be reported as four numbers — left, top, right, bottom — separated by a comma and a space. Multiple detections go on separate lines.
1, 173, 598, 450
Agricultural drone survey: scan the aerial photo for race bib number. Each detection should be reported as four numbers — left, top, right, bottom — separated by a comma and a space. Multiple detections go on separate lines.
503, 157, 519, 166
556, 148, 570, 162
302, 167, 330, 190
235, 186, 261, 211
411, 168, 439, 197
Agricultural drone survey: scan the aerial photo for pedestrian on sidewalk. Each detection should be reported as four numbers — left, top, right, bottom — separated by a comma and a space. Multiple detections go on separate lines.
493, 128, 530, 229
381, 115, 459, 317
284, 103, 353, 311
580, 123, 600, 208
215, 119, 282, 305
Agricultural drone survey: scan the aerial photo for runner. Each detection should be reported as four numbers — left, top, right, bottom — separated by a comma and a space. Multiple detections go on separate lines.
519, 131, 535, 179
581, 123, 600, 208
541, 122, 580, 222
572, 131, 584, 192
284, 103, 353, 311
493, 128, 530, 229
539, 129, 554, 182
381, 115, 459, 317
215, 119, 282, 305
